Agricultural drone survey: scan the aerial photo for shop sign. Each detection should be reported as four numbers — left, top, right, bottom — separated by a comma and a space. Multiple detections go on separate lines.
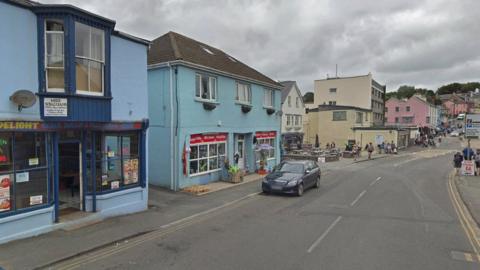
16, 172, 29, 183
0, 174, 11, 212
29, 195, 43, 206
462, 160, 476, 176
190, 133, 228, 145
465, 114, 480, 138
111, 181, 120, 189
123, 159, 139, 185
255, 131, 276, 139
0, 121, 41, 130
28, 158, 39, 166
44, 98, 68, 117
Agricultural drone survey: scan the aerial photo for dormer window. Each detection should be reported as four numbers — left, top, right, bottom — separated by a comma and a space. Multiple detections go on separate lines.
45, 20, 65, 92
75, 22, 105, 96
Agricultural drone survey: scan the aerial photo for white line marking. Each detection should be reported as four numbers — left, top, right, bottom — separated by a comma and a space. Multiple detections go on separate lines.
369, 177, 382, 186
350, 190, 367, 207
307, 216, 343, 253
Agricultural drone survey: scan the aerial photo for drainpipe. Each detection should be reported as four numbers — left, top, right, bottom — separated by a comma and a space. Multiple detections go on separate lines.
168, 62, 175, 190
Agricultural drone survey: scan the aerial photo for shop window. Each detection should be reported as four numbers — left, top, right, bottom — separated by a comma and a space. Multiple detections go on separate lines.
257, 138, 275, 159
96, 133, 140, 192
0, 132, 51, 214
189, 142, 226, 176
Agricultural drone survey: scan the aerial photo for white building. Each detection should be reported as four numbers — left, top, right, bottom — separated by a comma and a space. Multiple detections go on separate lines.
280, 81, 305, 149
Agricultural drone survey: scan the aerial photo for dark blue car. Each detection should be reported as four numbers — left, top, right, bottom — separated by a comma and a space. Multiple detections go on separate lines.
262, 160, 321, 196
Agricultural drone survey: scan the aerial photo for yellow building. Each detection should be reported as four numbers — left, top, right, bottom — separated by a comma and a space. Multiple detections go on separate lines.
352, 127, 413, 149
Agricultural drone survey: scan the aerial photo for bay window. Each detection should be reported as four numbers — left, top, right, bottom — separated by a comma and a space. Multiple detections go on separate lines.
189, 142, 226, 176
75, 22, 105, 95
236, 83, 251, 104
195, 74, 217, 101
45, 20, 65, 92
264, 89, 274, 107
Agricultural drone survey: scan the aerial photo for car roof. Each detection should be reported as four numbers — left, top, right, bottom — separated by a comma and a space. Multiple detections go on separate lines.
283, 160, 310, 165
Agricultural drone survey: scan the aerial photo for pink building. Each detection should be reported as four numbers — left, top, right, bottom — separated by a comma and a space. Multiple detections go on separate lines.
439, 94, 473, 117
385, 96, 435, 127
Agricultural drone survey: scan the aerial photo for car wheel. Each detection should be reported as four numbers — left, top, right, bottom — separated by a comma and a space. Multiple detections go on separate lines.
263, 189, 269, 195
297, 183, 304, 197
314, 175, 320, 189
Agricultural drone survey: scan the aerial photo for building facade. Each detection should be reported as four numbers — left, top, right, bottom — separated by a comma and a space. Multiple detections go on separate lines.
385, 95, 438, 128
313, 73, 386, 126
279, 81, 305, 149
148, 32, 282, 190
0, 0, 149, 243
439, 93, 474, 118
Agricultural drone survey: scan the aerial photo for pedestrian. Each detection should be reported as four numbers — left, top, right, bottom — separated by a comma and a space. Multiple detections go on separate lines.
463, 146, 475, 160
353, 143, 360, 161
386, 143, 391, 154
454, 152, 463, 175
331, 142, 336, 150
475, 149, 480, 176
391, 141, 397, 154
326, 143, 330, 150
367, 142, 374, 159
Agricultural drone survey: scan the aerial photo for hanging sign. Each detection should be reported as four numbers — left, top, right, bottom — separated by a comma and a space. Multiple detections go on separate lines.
0, 175, 11, 212
44, 98, 68, 117
190, 133, 228, 145
255, 131, 276, 139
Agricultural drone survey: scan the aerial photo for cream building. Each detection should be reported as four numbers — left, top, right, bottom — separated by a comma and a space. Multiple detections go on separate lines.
280, 81, 305, 149
314, 73, 386, 126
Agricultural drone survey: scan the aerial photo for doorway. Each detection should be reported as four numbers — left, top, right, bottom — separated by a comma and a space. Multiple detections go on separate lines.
58, 142, 82, 215
236, 135, 245, 170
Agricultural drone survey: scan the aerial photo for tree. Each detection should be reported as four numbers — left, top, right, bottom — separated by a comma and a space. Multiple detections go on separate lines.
437, 82, 480, 95
303, 92, 314, 103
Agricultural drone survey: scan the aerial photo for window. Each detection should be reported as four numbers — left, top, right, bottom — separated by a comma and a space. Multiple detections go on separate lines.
365, 112, 368, 121
426, 116, 430, 123
395, 107, 399, 112
189, 142, 226, 175
296, 97, 300, 108
45, 20, 65, 92
403, 117, 413, 123
294, 115, 299, 126
286, 115, 291, 126
329, 88, 337, 93
356, 112, 363, 124
395, 117, 399, 123
385, 117, 388, 122
329, 101, 336, 105
195, 74, 217, 101
236, 83, 251, 104
75, 22, 105, 95
406, 106, 410, 112
264, 89, 274, 107
0, 132, 51, 213
257, 138, 275, 159
288, 96, 291, 107
385, 107, 388, 112
333, 111, 347, 121
96, 133, 140, 192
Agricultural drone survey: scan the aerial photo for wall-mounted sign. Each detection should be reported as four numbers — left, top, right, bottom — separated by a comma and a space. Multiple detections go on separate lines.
44, 98, 68, 117
16, 172, 29, 183
255, 131, 276, 139
29, 195, 43, 206
0, 121, 41, 130
465, 114, 480, 138
190, 133, 228, 145
0, 174, 11, 212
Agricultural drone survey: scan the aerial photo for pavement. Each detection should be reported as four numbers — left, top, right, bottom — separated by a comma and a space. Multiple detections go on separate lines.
0, 137, 477, 270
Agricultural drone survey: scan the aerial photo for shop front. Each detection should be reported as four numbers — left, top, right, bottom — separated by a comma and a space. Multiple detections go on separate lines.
0, 120, 147, 243
254, 131, 277, 173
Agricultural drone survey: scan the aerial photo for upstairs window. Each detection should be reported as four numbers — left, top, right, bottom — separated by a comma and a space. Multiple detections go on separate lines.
406, 106, 411, 112
195, 74, 217, 101
296, 97, 300, 108
356, 112, 363, 124
236, 83, 251, 104
332, 111, 347, 121
75, 22, 105, 96
264, 89, 274, 107
395, 106, 399, 112
287, 96, 291, 107
45, 20, 65, 92
329, 88, 337, 93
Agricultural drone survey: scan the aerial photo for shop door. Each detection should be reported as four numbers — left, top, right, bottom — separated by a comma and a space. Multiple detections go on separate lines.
236, 136, 245, 170
58, 142, 82, 215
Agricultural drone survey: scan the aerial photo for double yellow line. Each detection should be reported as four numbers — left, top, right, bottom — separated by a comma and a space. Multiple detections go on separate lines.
447, 170, 480, 262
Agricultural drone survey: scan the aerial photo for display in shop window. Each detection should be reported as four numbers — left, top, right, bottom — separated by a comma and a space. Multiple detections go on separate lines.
16, 172, 29, 183
0, 174, 11, 212
29, 195, 43, 206
123, 159, 139, 185
111, 181, 120, 189
28, 158, 39, 166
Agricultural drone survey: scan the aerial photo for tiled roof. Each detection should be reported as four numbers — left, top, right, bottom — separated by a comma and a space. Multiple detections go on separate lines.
148, 31, 281, 87
279, 81, 295, 103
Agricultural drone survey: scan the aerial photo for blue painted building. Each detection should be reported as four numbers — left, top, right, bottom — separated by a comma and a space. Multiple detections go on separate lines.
0, 0, 150, 243
148, 32, 283, 190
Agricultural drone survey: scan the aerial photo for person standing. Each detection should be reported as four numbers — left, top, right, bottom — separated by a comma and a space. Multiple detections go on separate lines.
367, 142, 374, 159
463, 146, 475, 160
353, 142, 360, 161
454, 152, 464, 175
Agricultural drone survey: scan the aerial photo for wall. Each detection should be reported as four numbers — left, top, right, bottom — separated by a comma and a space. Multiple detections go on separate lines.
111, 36, 148, 121
314, 75, 371, 110
0, 2, 40, 120
354, 130, 398, 149
281, 84, 305, 134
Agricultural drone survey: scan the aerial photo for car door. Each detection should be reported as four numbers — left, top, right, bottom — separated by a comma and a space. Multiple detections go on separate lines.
304, 162, 314, 187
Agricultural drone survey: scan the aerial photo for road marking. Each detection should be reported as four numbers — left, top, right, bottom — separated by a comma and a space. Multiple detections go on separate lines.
307, 216, 343, 253
451, 250, 479, 263
369, 177, 382, 186
350, 190, 367, 207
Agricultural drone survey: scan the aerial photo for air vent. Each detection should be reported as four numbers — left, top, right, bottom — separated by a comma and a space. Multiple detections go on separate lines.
201, 46, 215, 55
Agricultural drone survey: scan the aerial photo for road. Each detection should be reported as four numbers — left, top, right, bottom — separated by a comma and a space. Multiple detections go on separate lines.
54, 138, 477, 270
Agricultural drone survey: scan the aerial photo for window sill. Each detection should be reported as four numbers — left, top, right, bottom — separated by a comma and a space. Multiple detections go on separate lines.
194, 97, 219, 105
37, 92, 112, 100
264, 106, 276, 115
235, 101, 252, 107
189, 168, 222, 177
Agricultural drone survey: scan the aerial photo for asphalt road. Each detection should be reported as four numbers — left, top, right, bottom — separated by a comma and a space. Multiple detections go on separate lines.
69, 138, 477, 270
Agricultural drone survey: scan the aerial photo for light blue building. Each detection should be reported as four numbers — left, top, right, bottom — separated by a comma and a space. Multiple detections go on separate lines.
0, 0, 150, 243
148, 32, 283, 190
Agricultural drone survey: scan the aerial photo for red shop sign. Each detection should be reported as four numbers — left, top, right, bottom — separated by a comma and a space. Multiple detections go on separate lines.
190, 133, 228, 145
0, 156, 6, 163
255, 131, 276, 139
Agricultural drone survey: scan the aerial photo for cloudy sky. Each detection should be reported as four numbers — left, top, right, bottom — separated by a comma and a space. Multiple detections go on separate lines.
42, 0, 480, 93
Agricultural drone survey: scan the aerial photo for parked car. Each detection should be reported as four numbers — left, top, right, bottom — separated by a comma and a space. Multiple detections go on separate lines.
450, 130, 460, 137
262, 160, 321, 196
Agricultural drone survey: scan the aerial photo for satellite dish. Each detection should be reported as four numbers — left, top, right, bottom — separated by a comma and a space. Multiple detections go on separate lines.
9, 90, 36, 112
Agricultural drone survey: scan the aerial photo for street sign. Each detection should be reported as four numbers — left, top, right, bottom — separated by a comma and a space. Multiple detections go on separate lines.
465, 114, 480, 138
461, 160, 476, 176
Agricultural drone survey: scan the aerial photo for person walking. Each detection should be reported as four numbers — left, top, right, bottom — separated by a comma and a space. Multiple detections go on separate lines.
475, 149, 480, 176
454, 152, 463, 175
367, 142, 374, 159
386, 143, 391, 154
463, 146, 475, 160
353, 142, 360, 161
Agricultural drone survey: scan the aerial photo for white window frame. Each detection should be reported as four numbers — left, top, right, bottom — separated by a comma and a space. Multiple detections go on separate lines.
236, 82, 251, 104
195, 74, 217, 101
286, 114, 291, 126
45, 20, 65, 93
189, 141, 226, 177
287, 96, 291, 107
75, 22, 105, 96
257, 138, 275, 160
263, 88, 274, 108
294, 115, 299, 126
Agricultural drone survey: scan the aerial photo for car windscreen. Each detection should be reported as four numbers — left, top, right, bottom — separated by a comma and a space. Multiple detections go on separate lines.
276, 163, 304, 174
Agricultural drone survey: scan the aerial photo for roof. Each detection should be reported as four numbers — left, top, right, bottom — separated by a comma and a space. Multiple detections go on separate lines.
314, 74, 371, 82
7, 0, 40, 7
148, 31, 282, 88
279, 81, 304, 105
307, 104, 372, 113
113, 30, 150, 46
